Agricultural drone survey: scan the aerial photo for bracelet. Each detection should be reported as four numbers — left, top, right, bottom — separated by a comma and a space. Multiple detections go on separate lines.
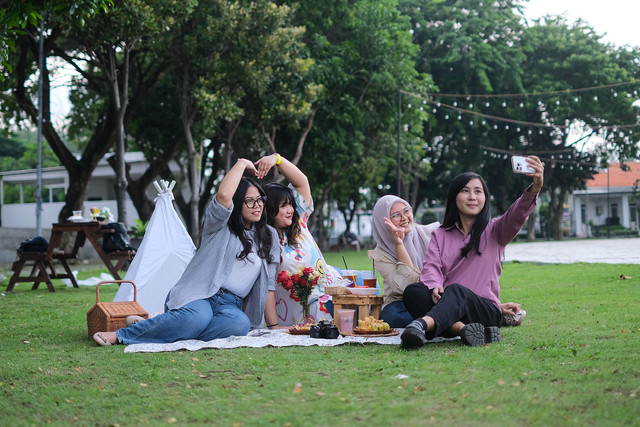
266, 323, 278, 328
275, 153, 282, 165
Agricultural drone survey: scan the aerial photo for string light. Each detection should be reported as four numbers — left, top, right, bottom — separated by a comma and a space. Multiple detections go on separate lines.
419, 80, 639, 98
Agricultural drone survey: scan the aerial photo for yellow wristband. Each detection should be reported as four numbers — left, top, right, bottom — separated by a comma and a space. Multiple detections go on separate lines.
275, 154, 282, 165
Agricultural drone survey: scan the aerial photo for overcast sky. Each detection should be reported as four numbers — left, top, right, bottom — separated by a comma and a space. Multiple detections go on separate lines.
523, 0, 639, 47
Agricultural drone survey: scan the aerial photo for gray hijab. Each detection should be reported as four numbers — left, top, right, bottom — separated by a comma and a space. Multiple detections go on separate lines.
372, 195, 437, 267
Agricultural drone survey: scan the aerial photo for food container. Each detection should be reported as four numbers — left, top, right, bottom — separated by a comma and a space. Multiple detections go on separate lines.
86, 280, 148, 338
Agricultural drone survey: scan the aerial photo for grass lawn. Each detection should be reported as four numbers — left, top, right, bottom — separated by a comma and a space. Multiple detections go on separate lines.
1, 251, 639, 426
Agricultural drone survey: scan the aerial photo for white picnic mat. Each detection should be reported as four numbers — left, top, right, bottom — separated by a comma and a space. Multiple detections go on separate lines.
123, 328, 458, 353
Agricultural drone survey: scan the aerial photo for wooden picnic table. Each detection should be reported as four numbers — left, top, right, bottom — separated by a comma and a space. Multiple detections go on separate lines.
6, 221, 131, 292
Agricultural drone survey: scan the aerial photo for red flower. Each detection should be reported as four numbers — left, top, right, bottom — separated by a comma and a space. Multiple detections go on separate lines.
276, 267, 320, 305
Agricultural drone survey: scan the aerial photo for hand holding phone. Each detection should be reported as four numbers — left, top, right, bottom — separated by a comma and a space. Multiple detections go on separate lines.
511, 155, 536, 174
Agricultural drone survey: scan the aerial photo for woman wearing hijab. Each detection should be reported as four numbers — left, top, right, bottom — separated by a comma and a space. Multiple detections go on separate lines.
368, 195, 440, 328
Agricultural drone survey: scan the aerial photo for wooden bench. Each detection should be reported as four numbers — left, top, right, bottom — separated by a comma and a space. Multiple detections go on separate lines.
6, 250, 79, 292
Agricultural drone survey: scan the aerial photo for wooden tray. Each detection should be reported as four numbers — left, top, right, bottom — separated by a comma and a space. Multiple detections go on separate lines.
342, 328, 398, 337
287, 327, 311, 335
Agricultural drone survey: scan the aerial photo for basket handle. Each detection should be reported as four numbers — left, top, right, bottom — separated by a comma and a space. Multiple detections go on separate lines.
96, 280, 138, 303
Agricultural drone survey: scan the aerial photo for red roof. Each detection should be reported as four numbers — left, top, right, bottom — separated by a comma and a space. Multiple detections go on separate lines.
587, 162, 640, 188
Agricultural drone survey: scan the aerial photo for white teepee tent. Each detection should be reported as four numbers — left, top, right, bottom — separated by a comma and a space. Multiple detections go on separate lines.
113, 180, 196, 315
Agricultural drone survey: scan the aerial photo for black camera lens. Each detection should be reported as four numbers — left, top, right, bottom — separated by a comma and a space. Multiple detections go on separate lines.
323, 326, 340, 339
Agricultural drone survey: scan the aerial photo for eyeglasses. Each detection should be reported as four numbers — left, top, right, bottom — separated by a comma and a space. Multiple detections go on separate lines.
243, 196, 266, 208
390, 207, 412, 220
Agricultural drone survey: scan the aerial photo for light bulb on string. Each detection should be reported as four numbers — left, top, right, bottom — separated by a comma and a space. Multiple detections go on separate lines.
485, 102, 490, 107
457, 115, 462, 120
453, 101, 457, 107
505, 124, 510, 130
593, 96, 598, 101
469, 103, 474, 108
493, 124, 498, 129
519, 102, 524, 108
556, 100, 560, 105
469, 120, 474, 125
502, 102, 506, 107
445, 114, 449, 119
433, 108, 437, 113
481, 120, 486, 125
437, 102, 441, 107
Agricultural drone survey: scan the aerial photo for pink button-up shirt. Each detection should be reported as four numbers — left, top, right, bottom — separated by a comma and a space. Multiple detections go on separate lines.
419, 189, 539, 309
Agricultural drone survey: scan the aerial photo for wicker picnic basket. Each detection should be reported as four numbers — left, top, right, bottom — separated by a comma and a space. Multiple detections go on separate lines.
86, 280, 148, 338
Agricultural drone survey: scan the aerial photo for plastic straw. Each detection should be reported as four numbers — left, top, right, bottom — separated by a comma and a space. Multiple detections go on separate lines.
342, 256, 348, 270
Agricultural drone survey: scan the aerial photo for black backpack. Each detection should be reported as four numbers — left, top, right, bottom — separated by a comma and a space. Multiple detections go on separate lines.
17, 236, 49, 255
101, 222, 133, 253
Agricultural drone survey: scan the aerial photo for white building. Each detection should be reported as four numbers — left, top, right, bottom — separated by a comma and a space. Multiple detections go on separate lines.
571, 162, 640, 237
0, 152, 156, 229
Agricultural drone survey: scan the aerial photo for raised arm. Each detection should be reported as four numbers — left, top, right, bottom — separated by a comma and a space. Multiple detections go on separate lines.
383, 217, 414, 267
217, 159, 258, 209
255, 153, 312, 205
526, 155, 544, 193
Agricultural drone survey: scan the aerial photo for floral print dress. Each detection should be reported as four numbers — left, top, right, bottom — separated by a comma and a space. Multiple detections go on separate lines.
274, 186, 341, 326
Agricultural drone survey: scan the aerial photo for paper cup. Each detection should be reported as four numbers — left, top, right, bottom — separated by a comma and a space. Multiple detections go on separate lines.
337, 309, 355, 332
361, 270, 377, 288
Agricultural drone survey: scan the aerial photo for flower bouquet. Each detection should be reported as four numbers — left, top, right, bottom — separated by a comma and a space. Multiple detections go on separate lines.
277, 266, 320, 325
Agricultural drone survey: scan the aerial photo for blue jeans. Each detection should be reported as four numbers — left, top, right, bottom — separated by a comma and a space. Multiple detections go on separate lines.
381, 300, 413, 328
116, 288, 250, 344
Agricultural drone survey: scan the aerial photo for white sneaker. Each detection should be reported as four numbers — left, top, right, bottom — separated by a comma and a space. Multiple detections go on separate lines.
503, 309, 526, 327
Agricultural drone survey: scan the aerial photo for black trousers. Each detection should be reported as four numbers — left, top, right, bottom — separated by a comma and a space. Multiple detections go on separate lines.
403, 283, 502, 338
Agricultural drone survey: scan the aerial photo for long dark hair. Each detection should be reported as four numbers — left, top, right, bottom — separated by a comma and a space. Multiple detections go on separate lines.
228, 177, 274, 263
441, 172, 491, 258
263, 182, 301, 247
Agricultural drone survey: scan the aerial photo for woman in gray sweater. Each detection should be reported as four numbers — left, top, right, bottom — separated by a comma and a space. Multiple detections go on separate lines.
93, 159, 281, 346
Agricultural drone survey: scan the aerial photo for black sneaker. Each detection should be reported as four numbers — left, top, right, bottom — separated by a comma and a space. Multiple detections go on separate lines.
401, 320, 427, 348
459, 323, 501, 346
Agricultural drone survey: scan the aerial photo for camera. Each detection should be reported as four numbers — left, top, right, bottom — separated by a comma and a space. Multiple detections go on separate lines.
309, 320, 340, 339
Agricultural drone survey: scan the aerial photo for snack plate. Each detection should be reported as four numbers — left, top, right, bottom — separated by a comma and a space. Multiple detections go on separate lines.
287, 327, 311, 335
68, 216, 85, 222
351, 328, 398, 336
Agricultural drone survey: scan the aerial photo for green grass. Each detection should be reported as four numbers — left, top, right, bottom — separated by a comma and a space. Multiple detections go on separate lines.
1, 253, 639, 426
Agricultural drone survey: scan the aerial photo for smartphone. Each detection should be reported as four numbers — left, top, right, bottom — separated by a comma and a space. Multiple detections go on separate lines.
511, 155, 535, 174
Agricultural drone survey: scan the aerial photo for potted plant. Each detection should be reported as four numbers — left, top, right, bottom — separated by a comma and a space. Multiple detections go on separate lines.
128, 219, 148, 249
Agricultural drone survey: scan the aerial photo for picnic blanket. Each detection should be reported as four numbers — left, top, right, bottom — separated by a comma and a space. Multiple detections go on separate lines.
123, 328, 459, 353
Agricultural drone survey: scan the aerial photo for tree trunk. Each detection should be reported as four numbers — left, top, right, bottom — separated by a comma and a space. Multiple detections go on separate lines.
549, 187, 567, 240
177, 63, 201, 240
526, 211, 536, 241
13, 34, 115, 223
106, 46, 131, 225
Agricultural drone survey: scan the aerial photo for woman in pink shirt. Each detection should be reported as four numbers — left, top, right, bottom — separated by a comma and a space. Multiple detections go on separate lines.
400, 156, 544, 348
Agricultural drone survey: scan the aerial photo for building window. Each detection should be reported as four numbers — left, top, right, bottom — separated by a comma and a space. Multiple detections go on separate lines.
581, 204, 586, 223
611, 203, 618, 219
